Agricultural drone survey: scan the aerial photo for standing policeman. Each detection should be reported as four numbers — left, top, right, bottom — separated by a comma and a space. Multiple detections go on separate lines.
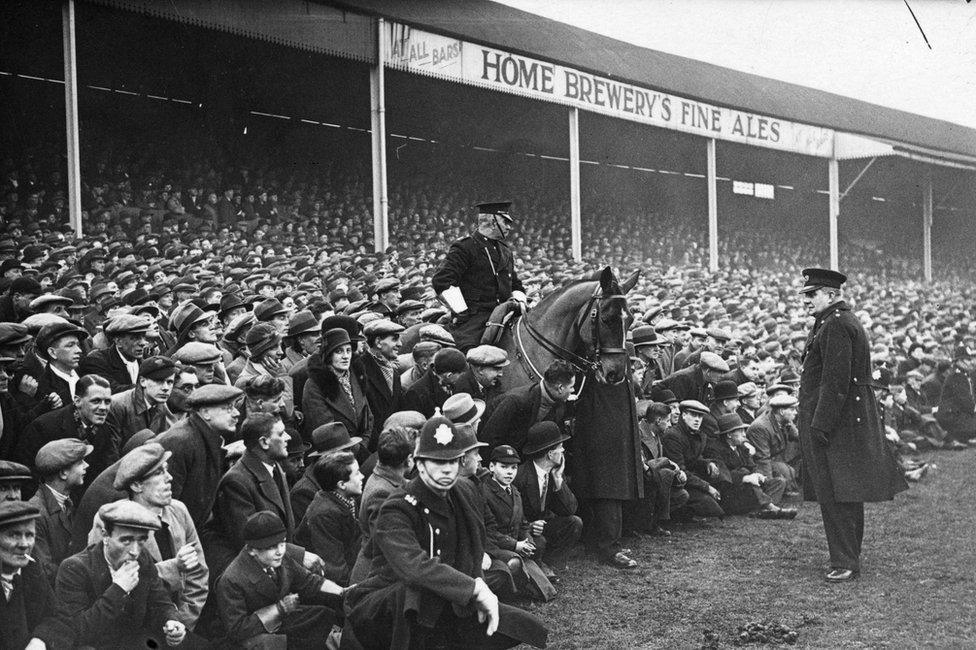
432, 202, 527, 351
797, 268, 907, 583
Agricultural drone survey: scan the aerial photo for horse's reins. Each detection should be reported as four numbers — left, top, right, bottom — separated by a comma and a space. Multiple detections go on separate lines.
515, 282, 627, 380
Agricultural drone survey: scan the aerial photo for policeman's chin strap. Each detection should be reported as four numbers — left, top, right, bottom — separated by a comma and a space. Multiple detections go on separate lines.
492, 214, 507, 241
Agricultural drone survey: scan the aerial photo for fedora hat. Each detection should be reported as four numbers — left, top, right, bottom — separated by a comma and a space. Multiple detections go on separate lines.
309, 422, 361, 458
441, 392, 486, 427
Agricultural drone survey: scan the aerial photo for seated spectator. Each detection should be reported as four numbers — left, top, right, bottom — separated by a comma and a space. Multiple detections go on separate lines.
736, 381, 761, 424
294, 451, 363, 586
400, 347, 466, 417
106, 355, 179, 448
345, 415, 547, 649
29, 438, 92, 578
18, 374, 116, 496
457, 345, 509, 407
626, 401, 689, 536
23, 320, 90, 416
0, 500, 65, 650
481, 359, 575, 454
0, 461, 32, 502
0, 277, 42, 324
662, 400, 725, 521
55, 500, 187, 649
303, 327, 373, 448
483, 445, 556, 601
89, 443, 209, 629
359, 318, 406, 447
746, 393, 802, 493
290, 422, 363, 523
281, 310, 320, 373
935, 346, 976, 445
349, 425, 414, 584
156, 384, 244, 527
172, 342, 224, 387
400, 340, 440, 390
216, 511, 343, 649
282, 428, 310, 486
513, 422, 583, 576
705, 414, 796, 519
79, 314, 152, 394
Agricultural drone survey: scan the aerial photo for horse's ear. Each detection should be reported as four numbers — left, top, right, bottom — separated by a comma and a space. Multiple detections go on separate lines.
619, 270, 641, 294
599, 267, 613, 293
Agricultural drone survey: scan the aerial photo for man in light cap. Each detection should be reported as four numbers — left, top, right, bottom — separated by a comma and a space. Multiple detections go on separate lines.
360, 318, 406, 445
458, 344, 509, 407
747, 393, 802, 494
89, 442, 209, 629
736, 381, 761, 425
431, 201, 527, 352
661, 350, 730, 403
55, 500, 187, 648
79, 314, 152, 394
0, 500, 66, 649
346, 415, 547, 649
173, 342, 223, 387
156, 383, 243, 527
371, 277, 401, 318
106, 355, 179, 447
797, 267, 907, 583
662, 400, 725, 521
400, 340, 440, 390
29, 438, 92, 574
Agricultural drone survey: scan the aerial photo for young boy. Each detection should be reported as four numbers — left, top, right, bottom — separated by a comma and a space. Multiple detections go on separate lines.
217, 510, 344, 649
482, 445, 555, 601
294, 451, 363, 586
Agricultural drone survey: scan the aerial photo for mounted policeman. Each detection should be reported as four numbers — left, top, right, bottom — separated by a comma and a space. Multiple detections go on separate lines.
432, 201, 527, 351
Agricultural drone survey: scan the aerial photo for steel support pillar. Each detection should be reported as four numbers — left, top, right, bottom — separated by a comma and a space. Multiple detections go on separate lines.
369, 18, 389, 252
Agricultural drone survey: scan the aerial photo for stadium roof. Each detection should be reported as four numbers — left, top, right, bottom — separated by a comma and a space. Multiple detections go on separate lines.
325, 0, 976, 162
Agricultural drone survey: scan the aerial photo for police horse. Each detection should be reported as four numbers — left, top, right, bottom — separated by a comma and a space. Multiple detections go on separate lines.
483, 266, 639, 392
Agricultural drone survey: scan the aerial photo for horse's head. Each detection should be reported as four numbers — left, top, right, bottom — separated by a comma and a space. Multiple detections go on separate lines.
580, 267, 639, 385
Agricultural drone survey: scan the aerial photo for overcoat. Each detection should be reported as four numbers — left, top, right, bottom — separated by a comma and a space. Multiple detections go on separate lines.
294, 490, 362, 586
0, 558, 65, 650
358, 351, 403, 448
78, 346, 136, 394
27, 484, 75, 579
798, 301, 908, 503
480, 381, 571, 453
400, 367, 451, 418
569, 377, 644, 501
156, 413, 227, 527
934, 366, 976, 438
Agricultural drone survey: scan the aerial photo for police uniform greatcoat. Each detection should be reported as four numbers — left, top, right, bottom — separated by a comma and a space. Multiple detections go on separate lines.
431, 231, 524, 351
345, 476, 547, 649
798, 299, 908, 572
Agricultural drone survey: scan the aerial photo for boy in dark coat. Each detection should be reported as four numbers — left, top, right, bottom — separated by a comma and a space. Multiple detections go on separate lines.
217, 511, 343, 649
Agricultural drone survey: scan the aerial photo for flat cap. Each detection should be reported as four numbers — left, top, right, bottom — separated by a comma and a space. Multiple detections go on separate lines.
699, 352, 730, 373
654, 318, 680, 332
0, 322, 31, 346
173, 342, 222, 365
185, 384, 242, 409
364, 319, 405, 339
104, 314, 152, 337
35, 438, 93, 475
736, 382, 758, 398
395, 299, 425, 316
382, 410, 427, 430
374, 278, 400, 295
466, 345, 509, 367
419, 324, 455, 347
0, 501, 41, 528
768, 394, 799, 408
679, 399, 710, 415
29, 293, 74, 311
243, 510, 287, 548
0, 460, 33, 484
113, 442, 172, 490
97, 500, 160, 531
706, 327, 732, 342
36, 321, 88, 357
139, 355, 178, 381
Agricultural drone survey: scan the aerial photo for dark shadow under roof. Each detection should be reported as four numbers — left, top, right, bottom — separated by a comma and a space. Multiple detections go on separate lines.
326, 0, 976, 160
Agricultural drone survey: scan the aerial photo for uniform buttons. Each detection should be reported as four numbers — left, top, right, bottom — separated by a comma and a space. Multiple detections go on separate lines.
424, 509, 430, 514
436, 550, 441, 556
855, 396, 860, 401
856, 417, 861, 423
435, 528, 440, 535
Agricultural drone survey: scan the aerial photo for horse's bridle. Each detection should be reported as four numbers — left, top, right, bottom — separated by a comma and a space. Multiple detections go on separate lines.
517, 282, 627, 378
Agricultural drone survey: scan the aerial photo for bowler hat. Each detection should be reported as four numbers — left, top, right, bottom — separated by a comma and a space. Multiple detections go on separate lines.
717, 413, 748, 436
433, 348, 467, 374
710, 380, 739, 402
243, 511, 287, 548
522, 421, 570, 456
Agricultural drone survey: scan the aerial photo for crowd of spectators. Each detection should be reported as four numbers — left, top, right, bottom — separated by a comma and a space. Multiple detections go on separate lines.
0, 129, 973, 648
